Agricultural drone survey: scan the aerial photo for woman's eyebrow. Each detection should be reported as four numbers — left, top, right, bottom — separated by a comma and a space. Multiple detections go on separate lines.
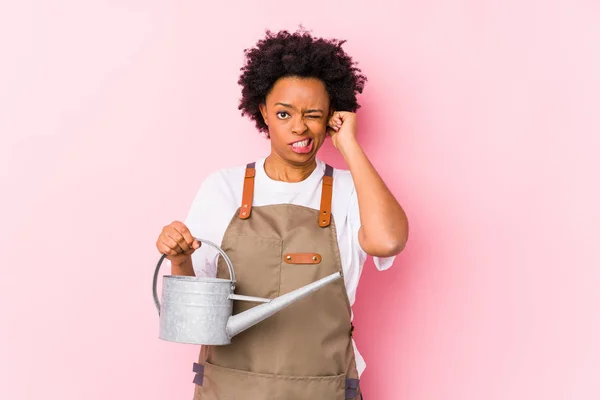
274, 103, 323, 113
275, 102, 295, 109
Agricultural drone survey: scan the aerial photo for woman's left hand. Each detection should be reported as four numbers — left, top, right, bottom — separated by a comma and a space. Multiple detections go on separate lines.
327, 111, 359, 150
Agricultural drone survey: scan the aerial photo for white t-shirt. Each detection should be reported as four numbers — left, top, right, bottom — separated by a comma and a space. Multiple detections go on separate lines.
183, 156, 396, 376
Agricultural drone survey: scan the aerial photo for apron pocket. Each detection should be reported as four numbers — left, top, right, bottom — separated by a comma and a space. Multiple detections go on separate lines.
227, 234, 283, 301
197, 361, 346, 400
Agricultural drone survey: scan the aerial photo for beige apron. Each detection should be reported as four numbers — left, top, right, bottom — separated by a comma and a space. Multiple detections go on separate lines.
192, 162, 362, 399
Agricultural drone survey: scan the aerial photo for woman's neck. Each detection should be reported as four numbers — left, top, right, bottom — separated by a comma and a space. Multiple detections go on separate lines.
264, 154, 317, 183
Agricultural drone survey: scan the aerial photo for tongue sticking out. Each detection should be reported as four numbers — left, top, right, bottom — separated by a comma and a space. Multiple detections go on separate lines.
290, 139, 313, 154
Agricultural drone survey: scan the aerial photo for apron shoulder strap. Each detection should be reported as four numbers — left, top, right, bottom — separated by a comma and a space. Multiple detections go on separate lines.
319, 164, 334, 228
239, 162, 256, 219
239, 161, 333, 226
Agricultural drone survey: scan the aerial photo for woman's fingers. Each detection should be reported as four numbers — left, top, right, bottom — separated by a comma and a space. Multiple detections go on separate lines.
328, 113, 342, 131
172, 222, 201, 250
157, 240, 179, 256
163, 232, 186, 253
156, 221, 200, 262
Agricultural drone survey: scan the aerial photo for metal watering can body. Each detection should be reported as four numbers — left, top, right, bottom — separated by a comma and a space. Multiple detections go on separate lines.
153, 238, 342, 345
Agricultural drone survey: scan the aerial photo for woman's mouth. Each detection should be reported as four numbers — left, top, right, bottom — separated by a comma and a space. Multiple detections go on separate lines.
289, 138, 313, 154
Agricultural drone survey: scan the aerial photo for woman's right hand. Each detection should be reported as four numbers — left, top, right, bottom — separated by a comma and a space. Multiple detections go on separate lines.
156, 221, 201, 266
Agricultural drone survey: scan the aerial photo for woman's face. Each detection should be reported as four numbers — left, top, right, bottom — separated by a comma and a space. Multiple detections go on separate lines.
259, 76, 331, 166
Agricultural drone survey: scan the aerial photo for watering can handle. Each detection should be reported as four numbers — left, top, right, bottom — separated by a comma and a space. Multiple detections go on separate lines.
152, 237, 236, 314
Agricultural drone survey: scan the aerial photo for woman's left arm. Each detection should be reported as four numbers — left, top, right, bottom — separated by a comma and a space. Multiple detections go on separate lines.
329, 111, 409, 257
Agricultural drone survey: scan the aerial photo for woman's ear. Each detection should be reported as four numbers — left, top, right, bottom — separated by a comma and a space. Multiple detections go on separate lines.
259, 103, 268, 126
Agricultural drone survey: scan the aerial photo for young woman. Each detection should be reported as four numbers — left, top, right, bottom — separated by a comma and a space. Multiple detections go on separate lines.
156, 28, 408, 400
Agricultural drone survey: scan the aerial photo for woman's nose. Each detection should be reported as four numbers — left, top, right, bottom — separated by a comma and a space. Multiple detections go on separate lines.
291, 116, 308, 135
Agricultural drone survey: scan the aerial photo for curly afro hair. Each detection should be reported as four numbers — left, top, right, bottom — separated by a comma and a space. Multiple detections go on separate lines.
238, 28, 368, 134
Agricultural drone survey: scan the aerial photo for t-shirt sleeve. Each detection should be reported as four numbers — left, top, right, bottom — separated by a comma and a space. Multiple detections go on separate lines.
348, 186, 396, 271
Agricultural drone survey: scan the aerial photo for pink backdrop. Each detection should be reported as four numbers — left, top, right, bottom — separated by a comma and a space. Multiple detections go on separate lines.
1, 1, 599, 399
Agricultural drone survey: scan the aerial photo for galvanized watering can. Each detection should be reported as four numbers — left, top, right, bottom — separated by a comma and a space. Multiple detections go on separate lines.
153, 238, 342, 345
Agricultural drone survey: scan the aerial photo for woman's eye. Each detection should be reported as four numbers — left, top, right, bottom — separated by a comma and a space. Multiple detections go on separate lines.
276, 111, 290, 119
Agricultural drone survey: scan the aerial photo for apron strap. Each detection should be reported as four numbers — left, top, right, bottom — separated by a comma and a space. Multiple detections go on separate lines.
239, 162, 256, 219
319, 164, 334, 228
345, 378, 361, 399
192, 363, 204, 386
240, 161, 334, 227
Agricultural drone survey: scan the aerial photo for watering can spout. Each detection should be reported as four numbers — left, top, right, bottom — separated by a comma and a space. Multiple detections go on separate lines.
226, 271, 342, 339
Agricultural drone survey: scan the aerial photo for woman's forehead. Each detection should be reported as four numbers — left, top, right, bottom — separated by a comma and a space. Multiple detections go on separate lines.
267, 77, 330, 108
